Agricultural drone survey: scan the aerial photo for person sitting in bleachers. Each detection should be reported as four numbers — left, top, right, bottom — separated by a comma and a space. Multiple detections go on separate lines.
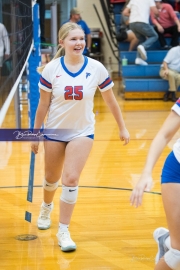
116, 0, 139, 51
150, 0, 180, 49
159, 45, 180, 101
123, 0, 158, 66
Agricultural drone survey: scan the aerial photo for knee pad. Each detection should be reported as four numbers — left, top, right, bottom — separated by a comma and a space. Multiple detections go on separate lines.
43, 179, 59, 191
164, 248, 180, 270
60, 185, 78, 204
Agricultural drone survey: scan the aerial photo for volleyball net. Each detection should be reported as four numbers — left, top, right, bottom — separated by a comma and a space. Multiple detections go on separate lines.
0, 0, 34, 127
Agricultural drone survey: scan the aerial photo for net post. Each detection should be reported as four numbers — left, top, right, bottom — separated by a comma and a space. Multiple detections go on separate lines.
27, 3, 41, 129
51, 2, 58, 57
26, 3, 41, 222
11, 1, 21, 128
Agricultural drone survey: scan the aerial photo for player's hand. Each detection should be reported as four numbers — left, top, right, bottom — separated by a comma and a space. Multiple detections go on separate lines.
31, 141, 39, 154
130, 174, 153, 208
119, 127, 130, 145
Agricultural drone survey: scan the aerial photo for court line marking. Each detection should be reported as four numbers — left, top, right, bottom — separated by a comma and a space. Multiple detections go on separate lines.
0, 185, 161, 195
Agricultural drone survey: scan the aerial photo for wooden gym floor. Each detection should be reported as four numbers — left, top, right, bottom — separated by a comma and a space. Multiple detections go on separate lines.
0, 79, 179, 270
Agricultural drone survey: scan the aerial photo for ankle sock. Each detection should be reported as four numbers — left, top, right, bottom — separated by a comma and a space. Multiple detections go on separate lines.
59, 222, 69, 232
42, 201, 53, 209
165, 236, 171, 250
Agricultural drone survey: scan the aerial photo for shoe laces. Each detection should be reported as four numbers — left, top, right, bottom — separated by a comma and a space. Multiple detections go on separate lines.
59, 232, 71, 242
40, 206, 51, 220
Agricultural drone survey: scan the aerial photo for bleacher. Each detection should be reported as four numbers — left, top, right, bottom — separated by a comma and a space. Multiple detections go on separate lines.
111, 0, 180, 99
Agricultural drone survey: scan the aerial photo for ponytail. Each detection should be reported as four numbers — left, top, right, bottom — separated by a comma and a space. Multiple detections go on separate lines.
37, 45, 65, 74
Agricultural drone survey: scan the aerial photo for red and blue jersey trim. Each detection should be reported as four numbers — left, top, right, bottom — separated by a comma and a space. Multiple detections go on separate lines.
176, 98, 180, 107
99, 77, 112, 89
40, 76, 52, 89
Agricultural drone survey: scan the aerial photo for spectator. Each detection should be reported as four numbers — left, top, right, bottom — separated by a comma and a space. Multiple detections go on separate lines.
159, 45, 180, 101
123, 0, 158, 66
116, 1, 139, 51
151, 0, 180, 50
0, 23, 10, 80
64, 7, 91, 56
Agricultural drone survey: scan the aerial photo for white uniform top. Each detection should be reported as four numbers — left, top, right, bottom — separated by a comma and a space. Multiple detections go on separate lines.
38, 56, 114, 141
0, 23, 10, 57
172, 99, 180, 162
163, 46, 180, 72
127, 0, 156, 24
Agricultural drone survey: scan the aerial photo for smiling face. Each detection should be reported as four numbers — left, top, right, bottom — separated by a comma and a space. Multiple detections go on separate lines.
60, 28, 85, 56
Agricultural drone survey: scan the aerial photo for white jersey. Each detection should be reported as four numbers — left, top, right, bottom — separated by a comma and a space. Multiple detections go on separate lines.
127, 0, 156, 24
38, 56, 114, 141
0, 23, 10, 57
172, 99, 180, 163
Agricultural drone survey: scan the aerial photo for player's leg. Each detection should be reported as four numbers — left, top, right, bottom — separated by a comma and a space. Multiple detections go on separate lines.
37, 140, 66, 230
154, 184, 180, 270
155, 152, 180, 270
153, 227, 170, 264
56, 136, 94, 251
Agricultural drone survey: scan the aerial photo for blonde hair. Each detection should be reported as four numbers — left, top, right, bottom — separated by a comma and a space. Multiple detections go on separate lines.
37, 22, 84, 74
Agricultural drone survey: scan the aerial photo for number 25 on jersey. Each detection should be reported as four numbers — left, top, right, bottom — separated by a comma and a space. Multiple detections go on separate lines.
64, 86, 83, 100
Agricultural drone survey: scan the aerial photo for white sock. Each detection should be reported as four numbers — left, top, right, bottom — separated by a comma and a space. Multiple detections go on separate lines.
165, 236, 171, 250
59, 222, 69, 232
42, 201, 53, 208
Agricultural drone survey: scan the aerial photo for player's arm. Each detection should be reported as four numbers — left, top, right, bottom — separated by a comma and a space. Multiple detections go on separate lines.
31, 89, 51, 154
130, 110, 180, 207
101, 88, 130, 145
34, 89, 51, 129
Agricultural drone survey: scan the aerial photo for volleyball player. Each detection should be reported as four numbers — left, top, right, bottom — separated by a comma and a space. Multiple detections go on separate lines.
31, 22, 130, 252
130, 99, 180, 270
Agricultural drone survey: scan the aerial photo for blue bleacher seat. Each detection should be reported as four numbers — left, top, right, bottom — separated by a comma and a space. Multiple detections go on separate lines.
122, 65, 160, 77
118, 37, 175, 51
114, 14, 121, 26
120, 51, 167, 64
124, 78, 169, 92
111, 1, 180, 98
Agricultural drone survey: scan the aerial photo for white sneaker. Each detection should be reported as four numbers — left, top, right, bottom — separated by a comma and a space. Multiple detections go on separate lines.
37, 202, 53, 230
153, 227, 169, 264
137, 45, 147, 60
56, 231, 76, 252
135, 58, 148, 66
